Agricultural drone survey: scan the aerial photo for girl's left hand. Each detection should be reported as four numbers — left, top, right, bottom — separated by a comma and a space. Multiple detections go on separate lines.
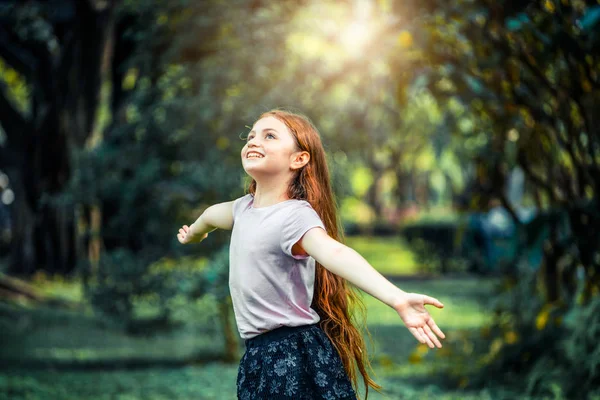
394, 293, 446, 348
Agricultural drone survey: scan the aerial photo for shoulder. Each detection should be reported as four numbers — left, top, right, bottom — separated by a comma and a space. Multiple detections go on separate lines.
279, 199, 319, 216
284, 199, 314, 210
280, 200, 324, 226
232, 194, 254, 217
236, 193, 254, 205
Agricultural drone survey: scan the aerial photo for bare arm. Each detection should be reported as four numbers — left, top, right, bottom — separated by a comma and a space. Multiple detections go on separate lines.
177, 200, 234, 244
299, 227, 446, 348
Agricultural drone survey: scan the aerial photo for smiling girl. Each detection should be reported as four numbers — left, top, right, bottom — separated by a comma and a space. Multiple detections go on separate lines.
177, 109, 445, 400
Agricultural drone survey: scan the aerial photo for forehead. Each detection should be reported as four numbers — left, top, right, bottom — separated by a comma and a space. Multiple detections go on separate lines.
252, 116, 291, 135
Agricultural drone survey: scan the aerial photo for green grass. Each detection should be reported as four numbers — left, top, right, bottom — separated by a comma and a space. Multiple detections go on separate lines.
1, 277, 503, 399
1, 365, 240, 400
0, 295, 226, 364
1, 366, 533, 400
345, 236, 421, 275
358, 278, 495, 329
353, 278, 497, 390
0, 238, 511, 399
28, 274, 84, 304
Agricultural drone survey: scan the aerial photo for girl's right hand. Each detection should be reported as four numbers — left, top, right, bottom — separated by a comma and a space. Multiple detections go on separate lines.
394, 292, 445, 349
177, 225, 208, 244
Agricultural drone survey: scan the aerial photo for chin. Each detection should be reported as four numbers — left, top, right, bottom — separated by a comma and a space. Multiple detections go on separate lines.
242, 165, 259, 178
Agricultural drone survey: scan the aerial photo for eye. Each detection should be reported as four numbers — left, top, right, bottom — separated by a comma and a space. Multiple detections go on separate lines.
246, 133, 255, 142
266, 133, 275, 139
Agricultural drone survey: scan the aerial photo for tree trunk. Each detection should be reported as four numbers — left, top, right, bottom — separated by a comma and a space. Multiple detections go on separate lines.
219, 297, 239, 362
7, 169, 36, 276
1, 1, 116, 275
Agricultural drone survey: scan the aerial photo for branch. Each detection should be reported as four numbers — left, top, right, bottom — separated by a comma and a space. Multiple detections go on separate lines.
518, 151, 563, 204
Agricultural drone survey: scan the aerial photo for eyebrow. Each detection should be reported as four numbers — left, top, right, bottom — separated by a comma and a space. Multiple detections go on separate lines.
248, 128, 278, 134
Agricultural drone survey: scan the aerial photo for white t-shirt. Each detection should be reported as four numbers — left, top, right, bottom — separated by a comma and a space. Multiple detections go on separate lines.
229, 194, 325, 339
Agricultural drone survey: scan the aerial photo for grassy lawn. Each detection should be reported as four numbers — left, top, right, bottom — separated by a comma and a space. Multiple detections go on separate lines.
0, 236, 521, 399
0, 277, 503, 399
357, 277, 497, 394
344, 235, 421, 276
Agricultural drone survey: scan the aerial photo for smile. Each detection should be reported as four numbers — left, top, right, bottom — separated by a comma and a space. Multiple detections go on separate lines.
247, 152, 264, 158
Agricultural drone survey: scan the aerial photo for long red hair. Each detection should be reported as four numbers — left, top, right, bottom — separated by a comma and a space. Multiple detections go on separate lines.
247, 109, 382, 399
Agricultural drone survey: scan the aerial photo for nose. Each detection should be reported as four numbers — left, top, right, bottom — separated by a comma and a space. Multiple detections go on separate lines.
247, 136, 260, 147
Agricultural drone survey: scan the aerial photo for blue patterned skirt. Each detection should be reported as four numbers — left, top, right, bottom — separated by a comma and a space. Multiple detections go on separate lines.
236, 323, 357, 400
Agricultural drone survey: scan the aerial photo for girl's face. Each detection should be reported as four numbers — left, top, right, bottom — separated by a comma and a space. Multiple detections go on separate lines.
241, 116, 304, 179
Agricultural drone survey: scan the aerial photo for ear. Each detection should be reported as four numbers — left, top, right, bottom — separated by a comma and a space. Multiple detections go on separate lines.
290, 150, 310, 170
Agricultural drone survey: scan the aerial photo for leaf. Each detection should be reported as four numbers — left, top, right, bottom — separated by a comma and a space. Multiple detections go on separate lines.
397, 31, 414, 48
464, 75, 485, 95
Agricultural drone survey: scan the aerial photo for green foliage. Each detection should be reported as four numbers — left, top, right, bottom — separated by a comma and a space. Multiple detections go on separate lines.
85, 244, 233, 334
561, 296, 600, 395
187, 244, 230, 302
392, 2, 600, 395
0, 58, 30, 115
452, 266, 600, 399
402, 221, 472, 274
86, 250, 208, 330
58, 0, 247, 328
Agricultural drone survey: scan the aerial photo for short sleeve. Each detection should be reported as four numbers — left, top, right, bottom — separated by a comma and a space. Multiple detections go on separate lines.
232, 194, 253, 223
280, 202, 326, 259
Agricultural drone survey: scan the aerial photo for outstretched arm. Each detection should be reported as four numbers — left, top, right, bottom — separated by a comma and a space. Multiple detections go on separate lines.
177, 200, 235, 244
299, 227, 446, 348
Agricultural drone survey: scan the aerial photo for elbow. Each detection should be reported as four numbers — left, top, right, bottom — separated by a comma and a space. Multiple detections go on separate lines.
331, 244, 346, 257
321, 243, 347, 264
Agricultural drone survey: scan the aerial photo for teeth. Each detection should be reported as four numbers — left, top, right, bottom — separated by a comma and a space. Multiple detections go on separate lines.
247, 153, 263, 158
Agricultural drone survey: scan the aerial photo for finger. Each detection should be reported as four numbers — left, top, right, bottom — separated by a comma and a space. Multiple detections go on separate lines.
183, 225, 189, 232
409, 327, 426, 344
424, 295, 444, 309
423, 324, 442, 348
427, 318, 445, 339
418, 327, 434, 348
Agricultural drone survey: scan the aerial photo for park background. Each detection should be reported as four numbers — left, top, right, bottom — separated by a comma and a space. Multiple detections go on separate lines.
0, 0, 599, 399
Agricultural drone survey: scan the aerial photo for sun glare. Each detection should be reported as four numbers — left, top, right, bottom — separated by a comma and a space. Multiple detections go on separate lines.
341, 21, 371, 55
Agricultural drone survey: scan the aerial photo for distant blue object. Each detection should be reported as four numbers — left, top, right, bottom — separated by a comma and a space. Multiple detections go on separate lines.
506, 13, 530, 31
578, 6, 600, 32
465, 206, 543, 272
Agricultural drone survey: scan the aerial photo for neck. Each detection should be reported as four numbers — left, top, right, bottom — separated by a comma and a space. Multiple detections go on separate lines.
251, 176, 292, 208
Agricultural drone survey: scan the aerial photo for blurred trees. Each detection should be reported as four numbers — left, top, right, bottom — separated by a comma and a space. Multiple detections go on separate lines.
409, 0, 600, 304
0, 0, 115, 275
2, 0, 597, 387
0, 0, 249, 354
395, 0, 600, 396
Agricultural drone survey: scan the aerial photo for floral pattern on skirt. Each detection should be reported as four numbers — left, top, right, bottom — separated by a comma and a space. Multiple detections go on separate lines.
236, 324, 357, 400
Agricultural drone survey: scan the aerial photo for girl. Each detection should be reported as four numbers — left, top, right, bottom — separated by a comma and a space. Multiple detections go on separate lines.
177, 109, 445, 400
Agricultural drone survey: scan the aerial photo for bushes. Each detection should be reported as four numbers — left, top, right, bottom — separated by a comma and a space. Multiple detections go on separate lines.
402, 220, 475, 275
448, 265, 600, 399
85, 245, 230, 337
